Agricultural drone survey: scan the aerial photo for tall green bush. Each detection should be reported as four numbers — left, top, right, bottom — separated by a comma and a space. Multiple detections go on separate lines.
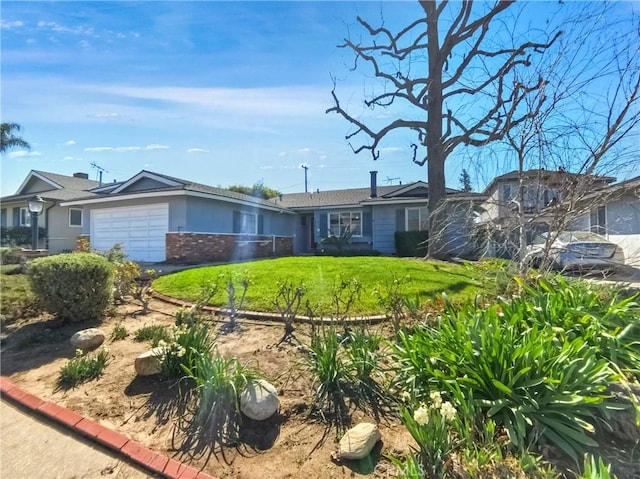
394, 231, 428, 257
28, 253, 114, 322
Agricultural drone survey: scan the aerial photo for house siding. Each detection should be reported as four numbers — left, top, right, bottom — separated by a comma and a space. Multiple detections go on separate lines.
372, 205, 400, 255
47, 206, 81, 254
21, 177, 56, 195
121, 178, 172, 192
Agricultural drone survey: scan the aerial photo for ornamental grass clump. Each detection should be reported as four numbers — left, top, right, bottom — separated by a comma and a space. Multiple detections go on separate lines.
392, 291, 617, 463
57, 347, 109, 390
182, 349, 259, 448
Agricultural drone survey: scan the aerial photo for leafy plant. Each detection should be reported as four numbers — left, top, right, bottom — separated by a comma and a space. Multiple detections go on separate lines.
110, 324, 128, 341
580, 454, 616, 479
330, 273, 361, 334
160, 322, 215, 379
393, 293, 617, 463
57, 348, 109, 389
222, 271, 250, 331
305, 326, 350, 430
134, 324, 171, 346
373, 273, 414, 334
182, 349, 259, 447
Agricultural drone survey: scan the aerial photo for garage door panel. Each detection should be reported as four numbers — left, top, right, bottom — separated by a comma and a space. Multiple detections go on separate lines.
90, 204, 168, 262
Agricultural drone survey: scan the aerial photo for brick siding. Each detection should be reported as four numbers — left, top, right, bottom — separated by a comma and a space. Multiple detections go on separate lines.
166, 233, 293, 264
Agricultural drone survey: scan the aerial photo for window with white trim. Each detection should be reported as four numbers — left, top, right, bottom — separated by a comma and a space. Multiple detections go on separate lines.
19, 207, 31, 227
590, 206, 606, 235
236, 211, 257, 235
69, 208, 83, 227
329, 211, 362, 236
406, 207, 428, 231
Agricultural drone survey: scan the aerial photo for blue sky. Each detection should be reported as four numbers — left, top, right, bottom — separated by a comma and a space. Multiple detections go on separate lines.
1, 1, 638, 196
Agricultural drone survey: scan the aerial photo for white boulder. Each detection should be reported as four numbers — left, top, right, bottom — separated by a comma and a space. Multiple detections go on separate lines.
240, 379, 279, 420
338, 422, 382, 460
70, 328, 106, 352
134, 347, 166, 376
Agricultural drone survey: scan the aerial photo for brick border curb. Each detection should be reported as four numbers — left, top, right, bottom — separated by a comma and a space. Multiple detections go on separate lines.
0, 376, 216, 479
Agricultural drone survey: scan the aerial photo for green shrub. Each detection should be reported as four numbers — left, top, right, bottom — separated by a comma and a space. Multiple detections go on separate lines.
57, 348, 109, 389
392, 295, 616, 463
27, 253, 114, 322
134, 324, 171, 346
394, 231, 428, 257
1, 226, 46, 247
0, 247, 26, 265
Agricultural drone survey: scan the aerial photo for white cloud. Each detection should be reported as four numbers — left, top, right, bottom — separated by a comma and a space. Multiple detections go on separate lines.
379, 147, 404, 153
64, 140, 76, 146
1, 20, 24, 29
145, 144, 170, 150
8, 150, 42, 158
79, 40, 90, 49
297, 148, 311, 153
84, 146, 113, 152
187, 148, 209, 154
260, 165, 274, 170
278, 152, 287, 157
87, 112, 120, 120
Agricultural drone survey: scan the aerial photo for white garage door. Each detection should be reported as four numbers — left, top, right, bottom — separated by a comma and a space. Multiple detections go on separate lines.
91, 204, 169, 262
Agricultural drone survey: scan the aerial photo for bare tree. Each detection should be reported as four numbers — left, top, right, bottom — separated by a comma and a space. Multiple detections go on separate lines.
327, 1, 560, 259
476, 3, 640, 271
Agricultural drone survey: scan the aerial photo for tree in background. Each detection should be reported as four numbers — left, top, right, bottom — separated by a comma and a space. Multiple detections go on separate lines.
458, 169, 472, 193
228, 181, 280, 200
1, 122, 30, 153
327, 1, 560, 259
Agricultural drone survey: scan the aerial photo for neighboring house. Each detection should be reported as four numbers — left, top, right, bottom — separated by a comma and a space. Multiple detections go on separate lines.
479, 169, 615, 227
272, 171, 485, 257
571, 176, 640, 265
0, 171, 100, 253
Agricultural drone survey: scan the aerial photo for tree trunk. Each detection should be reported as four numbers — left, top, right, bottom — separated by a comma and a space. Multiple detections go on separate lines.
423, 1, 447, 259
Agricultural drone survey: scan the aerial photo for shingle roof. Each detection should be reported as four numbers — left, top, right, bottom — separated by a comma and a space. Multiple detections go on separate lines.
1, 171, 101, 203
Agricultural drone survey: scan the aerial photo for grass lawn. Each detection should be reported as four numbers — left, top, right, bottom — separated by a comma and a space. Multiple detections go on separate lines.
0, 264, 40, 321
153, 256, 488, 316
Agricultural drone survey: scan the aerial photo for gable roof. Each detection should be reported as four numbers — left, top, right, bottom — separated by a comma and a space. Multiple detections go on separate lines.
1, 170, 101, 203
62, 170, 293, 213
270, 181, 468, 209
483, 169, 616, 195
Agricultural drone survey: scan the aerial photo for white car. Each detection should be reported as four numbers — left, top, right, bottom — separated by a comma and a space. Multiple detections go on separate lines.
525, 231, 625, 271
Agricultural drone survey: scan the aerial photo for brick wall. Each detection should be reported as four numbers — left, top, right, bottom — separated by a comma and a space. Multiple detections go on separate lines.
166, 233, 293, 264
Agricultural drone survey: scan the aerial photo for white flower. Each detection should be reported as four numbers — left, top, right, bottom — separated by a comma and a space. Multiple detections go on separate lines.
400, 391, 411, 403
413, 405, 430, 426
75, 349, 84, 357
176, 347, 186, 358
157, 340, 167, 348
440, 401, 457, 421
533, 306, 543, 312
429, 391, 443, 408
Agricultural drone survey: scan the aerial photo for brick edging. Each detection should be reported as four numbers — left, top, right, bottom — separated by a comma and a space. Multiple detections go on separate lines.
0, 377, 216, 479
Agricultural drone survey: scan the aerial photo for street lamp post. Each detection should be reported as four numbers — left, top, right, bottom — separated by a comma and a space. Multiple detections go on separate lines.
28, 195, 45, 250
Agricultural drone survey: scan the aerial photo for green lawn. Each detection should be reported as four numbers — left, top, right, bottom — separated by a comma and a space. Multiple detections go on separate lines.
153, 256, 487, 316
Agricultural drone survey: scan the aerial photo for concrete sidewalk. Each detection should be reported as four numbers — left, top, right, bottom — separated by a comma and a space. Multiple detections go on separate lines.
1, 398, 155, 479
0, 378, 215, 479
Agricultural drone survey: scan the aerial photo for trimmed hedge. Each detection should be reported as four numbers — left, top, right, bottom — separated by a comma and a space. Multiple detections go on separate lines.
394, 231, 429, 257
28, 253, 114, 322
1, 226, 47, 247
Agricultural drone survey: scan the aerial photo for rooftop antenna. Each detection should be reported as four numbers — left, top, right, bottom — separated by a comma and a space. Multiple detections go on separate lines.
90, 161, 109, 186
300, 164, 309, 193
385, 176, 401, 185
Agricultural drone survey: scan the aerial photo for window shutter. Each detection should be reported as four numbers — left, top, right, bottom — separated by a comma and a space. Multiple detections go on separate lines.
258, 215, 264, 235
395, 209, 405, 232
363, 211, 372, 236
13, 208, 20, 226
318, 213, 328, 237
232, 211, 241, 234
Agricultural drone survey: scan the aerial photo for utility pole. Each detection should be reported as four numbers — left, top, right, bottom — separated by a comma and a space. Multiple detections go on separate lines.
300, 164, 309, 193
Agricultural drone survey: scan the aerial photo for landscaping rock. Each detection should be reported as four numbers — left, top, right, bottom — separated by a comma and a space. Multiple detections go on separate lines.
134, 347, 166, 376
602, 382, 640, 442
240, 379, 279, 420
338, 422, 382, 460
70, 328, 106, 352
